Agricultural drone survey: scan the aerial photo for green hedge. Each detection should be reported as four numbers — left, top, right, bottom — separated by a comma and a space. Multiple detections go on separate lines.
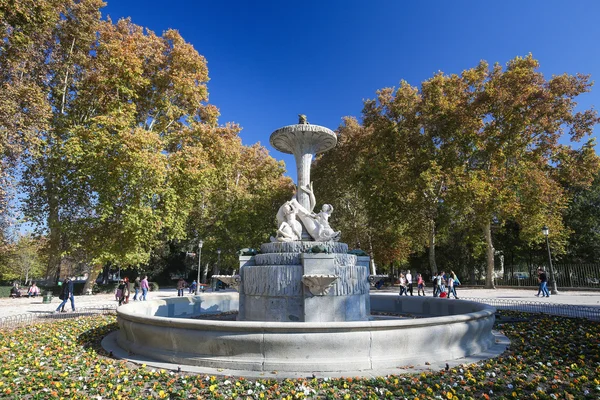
0, 286, 13, 298
93, 283, 119, 294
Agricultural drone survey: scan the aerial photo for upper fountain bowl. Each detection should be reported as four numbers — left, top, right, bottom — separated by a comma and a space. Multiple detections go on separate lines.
270, 124, 337, 155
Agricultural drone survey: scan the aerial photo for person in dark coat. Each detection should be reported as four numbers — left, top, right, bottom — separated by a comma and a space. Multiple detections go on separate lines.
55, 277, 75, 313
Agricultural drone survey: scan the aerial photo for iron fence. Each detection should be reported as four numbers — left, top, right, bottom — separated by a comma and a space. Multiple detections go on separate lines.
492, 263, 600, 289
0, 303, 116, 330
462, 297, 600, 321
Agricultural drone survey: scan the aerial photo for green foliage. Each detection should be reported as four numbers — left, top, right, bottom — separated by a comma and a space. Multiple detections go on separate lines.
315, 55, 600, 284
92, 283, 119, 294
0, 234, 46, 282
0, 286, 13, 298
563, 169, 600, 262
149, 281, 159, 292
1, 0, 291, 284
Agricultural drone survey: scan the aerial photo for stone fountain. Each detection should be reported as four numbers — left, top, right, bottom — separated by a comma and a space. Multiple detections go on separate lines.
236, 115, 369, 322
111, 116, 501, 377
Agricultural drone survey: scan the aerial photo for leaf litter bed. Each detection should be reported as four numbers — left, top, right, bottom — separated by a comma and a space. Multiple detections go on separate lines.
0, 311, 599, 399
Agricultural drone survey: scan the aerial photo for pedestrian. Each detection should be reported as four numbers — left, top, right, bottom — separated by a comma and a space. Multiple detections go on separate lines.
405, 269, 413, 296
133, 277, 141, 300
177, 278, 187, 297
433, 272, 443, 297
189, 280, 197, 294
398, 273, 407, 296
417, 273, 425, 296
536, 268, 550, 298
447, 272, 459, 299
117, 279, 127, 306
55, 277, 75, 313
123, 277, 131, 304
438, 271, 446, 294
140, 275, 149, 301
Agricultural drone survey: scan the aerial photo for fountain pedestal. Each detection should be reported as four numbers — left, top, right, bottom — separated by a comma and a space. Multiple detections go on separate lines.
238, 241, 370, 322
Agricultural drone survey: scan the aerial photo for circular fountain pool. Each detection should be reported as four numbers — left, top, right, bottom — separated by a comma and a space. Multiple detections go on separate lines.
112, 292, 501, 376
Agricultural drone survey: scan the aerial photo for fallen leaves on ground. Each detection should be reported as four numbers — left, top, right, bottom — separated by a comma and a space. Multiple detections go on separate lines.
0, 311, 598, 399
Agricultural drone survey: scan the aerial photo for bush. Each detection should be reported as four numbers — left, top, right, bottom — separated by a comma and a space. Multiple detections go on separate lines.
0, 286, 13, 298
39, 282, 88, 296
149, 282, 159, 291
93, 283, 119, 294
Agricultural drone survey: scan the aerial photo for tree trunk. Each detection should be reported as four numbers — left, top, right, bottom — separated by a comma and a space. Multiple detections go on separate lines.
428, 220, 438, 276
82, 263, 103, 295
368, 234, 376, 275
483, 221, 495, 289
46, 174, 62, 283
202, 261, 209, 284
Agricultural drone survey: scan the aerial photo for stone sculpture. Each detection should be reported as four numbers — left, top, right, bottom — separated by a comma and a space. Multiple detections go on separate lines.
270, 115, 336, 240
270, 201, 303, 242
271, 183, 341, 242
298, 114, 308, 124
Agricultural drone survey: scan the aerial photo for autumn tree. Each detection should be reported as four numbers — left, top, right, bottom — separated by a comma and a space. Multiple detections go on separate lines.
563, 169, 600, 262
445, 55, 599, 288
315, 55, 599, 288
313, 117, 415, 274
176, 122, 293, 276
1, 1, 292, 292
0, 233, 46, 283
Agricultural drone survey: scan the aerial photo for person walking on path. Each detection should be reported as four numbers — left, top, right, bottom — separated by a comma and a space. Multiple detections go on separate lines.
405, 270, 414, 296
177, 278, 187, 297
433, 272, 442, 297
398, 273, 407, 296
417, 273, 425, 296
447, 273, 459, 299
132, 277, 140, 301
117, 279, 127, 306
140, 275, 149, 301
123, 277, 131, 304
55, 277, 75, 313
536, 268, 550, 298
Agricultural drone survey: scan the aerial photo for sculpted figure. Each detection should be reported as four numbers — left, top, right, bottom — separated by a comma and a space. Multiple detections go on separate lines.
292, 183, 341, 242
298, 114, 308, 124
270, 201, 302, 242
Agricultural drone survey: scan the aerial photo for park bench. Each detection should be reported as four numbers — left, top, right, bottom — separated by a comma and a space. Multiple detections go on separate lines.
9, 289, 28, 298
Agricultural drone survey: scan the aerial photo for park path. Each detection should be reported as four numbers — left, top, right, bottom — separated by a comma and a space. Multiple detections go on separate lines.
0, 287, 598, 319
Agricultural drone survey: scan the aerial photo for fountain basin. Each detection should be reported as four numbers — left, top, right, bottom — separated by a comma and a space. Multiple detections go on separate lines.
116, 293, 496, 373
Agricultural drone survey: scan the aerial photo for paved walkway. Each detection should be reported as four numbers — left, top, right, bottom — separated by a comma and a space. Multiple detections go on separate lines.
1, 287, 599, 319
378, 286, 600, 306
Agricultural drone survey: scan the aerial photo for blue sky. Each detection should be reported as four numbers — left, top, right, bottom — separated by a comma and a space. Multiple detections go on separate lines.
103, 0, 600, 177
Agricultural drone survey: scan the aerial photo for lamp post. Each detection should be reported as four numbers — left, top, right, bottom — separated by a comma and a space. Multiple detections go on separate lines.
212, 248, 221, 291
217, 248, 221, 275
195, 240, 203, 295
542, 226, 559, 295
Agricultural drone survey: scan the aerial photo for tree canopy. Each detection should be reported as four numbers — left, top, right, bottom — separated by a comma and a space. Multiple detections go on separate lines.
0, 0, 292, 285
313, 55, 599, 286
